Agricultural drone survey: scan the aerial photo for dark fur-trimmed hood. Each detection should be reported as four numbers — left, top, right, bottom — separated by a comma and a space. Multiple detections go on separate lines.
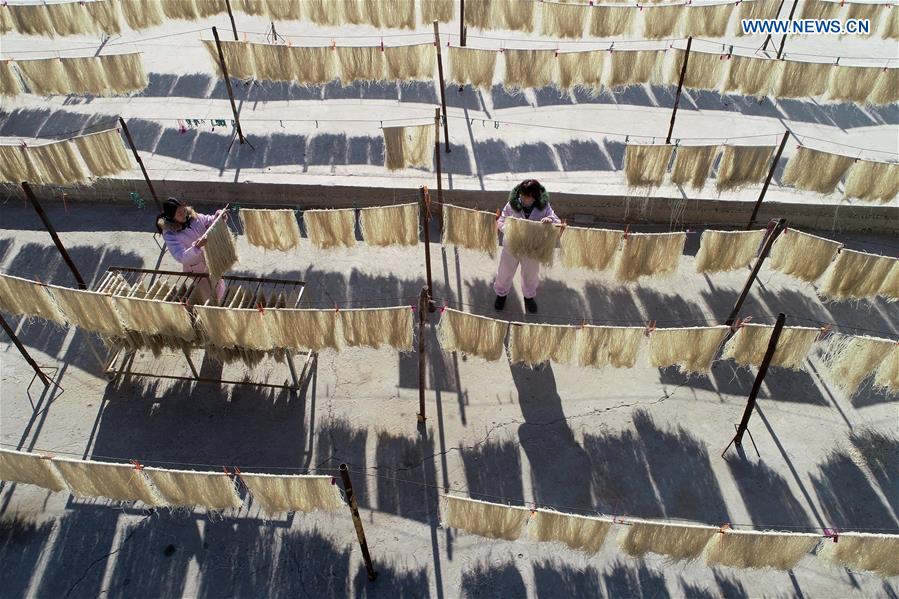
156, 207, 197, 233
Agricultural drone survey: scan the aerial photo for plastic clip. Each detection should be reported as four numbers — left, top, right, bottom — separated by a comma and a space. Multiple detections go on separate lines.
256, 302, 265, 314
817, 324, 831, 340
645, 320, 656, 335
130, 459, 144, 471
380, 38, 384, 52
331, 39, 336, 51
824, 527, 839, 542
718, 523, 732, 534
623, 224, 630, 239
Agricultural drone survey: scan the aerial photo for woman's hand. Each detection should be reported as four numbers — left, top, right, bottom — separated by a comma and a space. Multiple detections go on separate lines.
194, 238, 208, 249
540, 217, 552, 223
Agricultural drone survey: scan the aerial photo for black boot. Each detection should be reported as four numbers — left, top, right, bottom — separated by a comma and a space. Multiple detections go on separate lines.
524, 297, 538, 313
494, 294, 507, 311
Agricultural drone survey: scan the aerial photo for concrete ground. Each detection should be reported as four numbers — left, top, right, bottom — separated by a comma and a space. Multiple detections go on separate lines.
0, 199, 897, 598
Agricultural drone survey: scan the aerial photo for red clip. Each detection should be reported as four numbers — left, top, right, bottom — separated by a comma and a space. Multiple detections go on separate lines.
223, 466, 231, 475
645, 320, 656, 334
495, 209, 501, 220
818, 324, 831, 340
623, 224, 630, 240
718, 523, 732, 534
554, 46, 559, 58
334, 303, 340, 313
824, 527, 839, 542
410, 304, 416, 312
330, 476, 336, 485
130, 459, 144, 471
380, 38, 384, 52
440, 302, 447, 314
331, 39, 336, 51
256, 302, 265, 314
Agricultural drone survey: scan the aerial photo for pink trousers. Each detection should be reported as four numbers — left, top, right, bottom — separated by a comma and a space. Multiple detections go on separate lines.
493, 246, 540, 298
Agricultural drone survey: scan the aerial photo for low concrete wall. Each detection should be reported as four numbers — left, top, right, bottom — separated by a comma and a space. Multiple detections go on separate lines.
4, 178, 897, 233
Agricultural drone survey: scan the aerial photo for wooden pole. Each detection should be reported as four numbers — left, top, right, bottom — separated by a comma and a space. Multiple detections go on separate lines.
434, 107, 444, 230
339, 464, 378, 581
211, 26, 246, 145
118, 117, 161, 211
419, 186, 436, 312
21, 182, 87, 290
0, 312, 51, 387
777, 0, 799, 59
724, 313, 786, 453
665, 37, 692, 144
460, 0, 466, 46
433, 21, 451, 153
725, 218, 787, 327
747, 131, 790, 230
223, 0, 238, 40
760, 0, 786, 52
417, 287, 428, 423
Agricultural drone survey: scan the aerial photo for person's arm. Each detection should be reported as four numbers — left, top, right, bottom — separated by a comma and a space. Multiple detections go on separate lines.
496, 203, 514, 233
195, 210, 221, 230
162, 230, 203, 265
540, 203, 561, 224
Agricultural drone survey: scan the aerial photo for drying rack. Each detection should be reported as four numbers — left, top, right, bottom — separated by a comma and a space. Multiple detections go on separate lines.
95, 267, 313, 391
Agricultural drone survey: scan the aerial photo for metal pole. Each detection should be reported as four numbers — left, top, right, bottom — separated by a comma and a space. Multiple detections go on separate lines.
460, 0, 466, 46
339, 464, 377, 581
223, 0, 238, 40
729, 313, 786, 448
0, 312, 51, 387
118, 117, 161, 211
433, 21, 451, 153
417, 287, 428, 423
724, 219, 787, 327
777, 0, 799, 59
747, 131, 790, 230
434, 107, 444, 231
419, 187, 436, 312
665, 37, 692, 144
211, 26, 246, 145
21, 182, 87, 290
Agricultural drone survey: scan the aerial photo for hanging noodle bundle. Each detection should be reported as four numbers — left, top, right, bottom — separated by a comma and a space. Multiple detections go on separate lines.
819, 532, 899, 577
604, 50, 662, 89
540, 1, 587, 38
768, 229, 841, 282
821, 334, 894, 396
448, 47, 498, 90
195, 305, 271, 350
776, 60, 831, 98
240, 208, 302, 251
843, 160, 899, 203
509, 322, 577, 367
378, 0, 415, 30
800, 0, 840, 20
556, 51, 604, 91
722, 323, 819, 370
8, 4, 55, 36
0, 60, 21, 97
880, 262, 899, 300
884, 9, 899, 39
73, 129, 132, 177
145, 467, 242, 509
161, 0, 199, 20
0, 273, 65, 323
826, 66, 881, 104
845, 2, 882, 36
818, 249, 895, 300
61, 57, 109, 96
304, 0, 342, 25
112, 296, 195, 341
437, 308, 509, 362
874, 345, 898, 393
0, 6, 11, 34
694, 229, 765, 273
47, 1, 92, 36
673, 50, 726, 90
706, 529, 821, 571
336, 46, 386, 84
340, 0, 379, 26
120, 0, 164, 29
496, 0, 535, 32
0, 449, 66, 491
560, 227, 622, 271
868, 68, 898, 105
303, 209, 356, 249
503, 218, 559, 265
441, 204, 498, 257
384, 44, 435, 80
85, 0, 122, 35
624, 144, 673, 187
576, 325, 644, 369
441, 495, 529, 541
359, 203, 419, 247
27, 140, 89, 185
291, 46, 337, 84
16, 58, 70, 96
782, 147, 855, 195
243, 473, 344, 515
0, 144, 42, 183
204, 214, 239, 282
53, 458, 164, 505
463, 0, 493, 29
196, 0, 229, 18
715, 145, 774, 191
421, 0, 454, 24
722, 56, 784, 97
528, 509, 613, 555
614, 232, 686, 282
338, 307, 413, 351
684, 3, 734, 37
643, 5, 684, 39
648, 326, 729, 374
671, 145, 718, 190
589, 6, 634, 37
737, 0, 779, 35
265, 309, 341, 352
621, 520, 717, 561
382, 124, 435, 170
503, 49, 555, 90
98, 53, 148, 94
205, 40, 255, 79
251, 43, 295, 82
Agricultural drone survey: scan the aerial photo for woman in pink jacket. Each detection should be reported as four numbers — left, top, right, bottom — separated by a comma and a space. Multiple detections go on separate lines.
494, 179, 560, 314
156, 197, 226, 303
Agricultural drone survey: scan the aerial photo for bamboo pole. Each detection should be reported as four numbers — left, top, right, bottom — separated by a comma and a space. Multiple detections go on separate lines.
665, 37, 692, 144
433, 21, 451, 153
118, 117, 160, 211
211, 26, 246, 145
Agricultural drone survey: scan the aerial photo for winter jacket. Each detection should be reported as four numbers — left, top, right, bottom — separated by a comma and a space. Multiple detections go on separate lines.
157, 209, 222, 273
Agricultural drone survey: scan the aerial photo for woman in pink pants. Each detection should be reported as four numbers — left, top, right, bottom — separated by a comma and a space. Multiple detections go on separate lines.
494, 179, 560, 314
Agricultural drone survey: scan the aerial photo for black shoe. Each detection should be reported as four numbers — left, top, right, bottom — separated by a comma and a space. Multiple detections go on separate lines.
524, 297, 538, 314
494, 294, 507, 311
